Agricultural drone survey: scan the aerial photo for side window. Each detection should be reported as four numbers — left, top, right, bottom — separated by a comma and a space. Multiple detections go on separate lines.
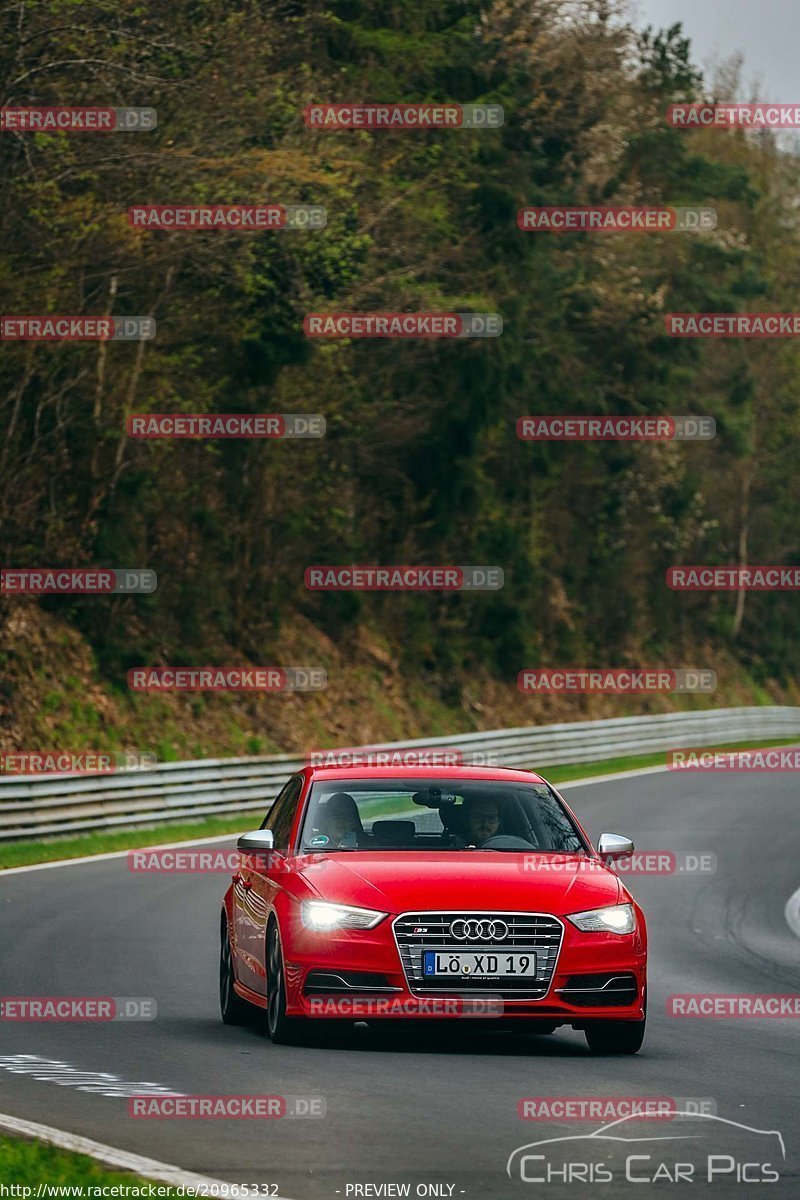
537, 788, 583, 852
259, 777, 294, 830
261, 776, 302, 851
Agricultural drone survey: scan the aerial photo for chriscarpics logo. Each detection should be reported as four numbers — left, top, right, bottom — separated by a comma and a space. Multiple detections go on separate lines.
506, 1112, 785, 1185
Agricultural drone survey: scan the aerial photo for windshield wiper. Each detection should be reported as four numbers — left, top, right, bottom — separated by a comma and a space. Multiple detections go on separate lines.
301, 846, 359, 852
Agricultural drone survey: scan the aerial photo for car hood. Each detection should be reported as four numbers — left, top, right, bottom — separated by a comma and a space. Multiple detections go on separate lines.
295, 851, 621, 915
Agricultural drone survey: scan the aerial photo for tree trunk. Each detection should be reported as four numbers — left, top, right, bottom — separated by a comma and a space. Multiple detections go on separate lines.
731, 468, 752, 639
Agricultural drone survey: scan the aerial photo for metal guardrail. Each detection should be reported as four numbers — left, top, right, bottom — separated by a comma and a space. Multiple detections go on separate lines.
2, 706, 799, 840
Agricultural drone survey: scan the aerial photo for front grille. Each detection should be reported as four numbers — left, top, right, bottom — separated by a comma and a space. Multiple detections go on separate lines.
393, 911, 563, 998
556, 972, 638, 1007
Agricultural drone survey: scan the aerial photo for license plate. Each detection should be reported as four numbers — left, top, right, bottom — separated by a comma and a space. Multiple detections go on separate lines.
422, 950, 537, 979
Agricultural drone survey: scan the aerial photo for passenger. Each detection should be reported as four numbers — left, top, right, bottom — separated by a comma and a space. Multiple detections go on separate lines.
320, 791, 362, 847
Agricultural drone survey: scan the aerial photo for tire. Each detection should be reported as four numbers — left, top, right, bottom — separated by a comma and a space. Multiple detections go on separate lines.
220, 916, 252, 1025
266, 920, 301, 1044
584, 1017, 646, 1055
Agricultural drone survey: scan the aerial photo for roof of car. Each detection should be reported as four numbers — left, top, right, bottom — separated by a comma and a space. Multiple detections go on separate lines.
305, 763, 547, 784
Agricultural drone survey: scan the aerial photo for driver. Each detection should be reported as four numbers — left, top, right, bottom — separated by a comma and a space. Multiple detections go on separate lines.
463, 796, 502, 846
320, 791, 362, 847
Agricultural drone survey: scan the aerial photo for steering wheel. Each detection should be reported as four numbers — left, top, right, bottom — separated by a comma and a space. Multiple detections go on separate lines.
477, 834, 537, 850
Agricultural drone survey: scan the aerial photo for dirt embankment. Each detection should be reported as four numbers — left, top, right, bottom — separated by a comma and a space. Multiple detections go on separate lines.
0, 602, 795, 762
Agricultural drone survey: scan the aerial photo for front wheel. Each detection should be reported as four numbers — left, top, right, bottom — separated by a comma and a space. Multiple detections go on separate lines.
266, 921, 302, 1044
584, 1017, 646, 1055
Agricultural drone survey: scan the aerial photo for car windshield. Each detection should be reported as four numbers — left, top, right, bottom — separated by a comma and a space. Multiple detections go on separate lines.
299, 778, 586, 852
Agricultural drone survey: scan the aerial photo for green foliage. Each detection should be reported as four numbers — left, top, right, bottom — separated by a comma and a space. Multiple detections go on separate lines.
0, 1134, 183, 1191
2, 0, 800, 690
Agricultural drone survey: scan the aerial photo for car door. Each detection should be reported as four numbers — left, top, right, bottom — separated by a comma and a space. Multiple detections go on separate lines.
233, 775, 302, 995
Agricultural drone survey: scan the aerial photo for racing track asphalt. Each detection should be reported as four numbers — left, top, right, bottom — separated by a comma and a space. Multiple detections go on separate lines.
1, 769, 799, 1198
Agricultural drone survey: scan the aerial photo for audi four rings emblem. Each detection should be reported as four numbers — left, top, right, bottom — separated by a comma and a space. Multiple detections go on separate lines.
449, 918, 509, 941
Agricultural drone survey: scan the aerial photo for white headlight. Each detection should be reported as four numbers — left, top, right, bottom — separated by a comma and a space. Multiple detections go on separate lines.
300, 901, 387, 931
567, 903, 636, 934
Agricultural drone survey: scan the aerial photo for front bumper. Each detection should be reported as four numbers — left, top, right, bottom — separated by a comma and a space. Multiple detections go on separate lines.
283, 909, 646, 1022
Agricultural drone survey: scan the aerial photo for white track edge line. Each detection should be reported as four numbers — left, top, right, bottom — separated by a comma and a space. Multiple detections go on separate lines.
554, 764, 669, 789
0, 1109, 289, 1194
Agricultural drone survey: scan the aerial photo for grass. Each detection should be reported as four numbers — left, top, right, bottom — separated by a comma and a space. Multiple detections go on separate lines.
1, 737, 795, 871
0, 1133, 183, 1192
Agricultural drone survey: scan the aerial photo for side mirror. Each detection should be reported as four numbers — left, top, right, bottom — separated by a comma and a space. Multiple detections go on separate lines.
597, 832, 634, 860
237, 829, 274, 853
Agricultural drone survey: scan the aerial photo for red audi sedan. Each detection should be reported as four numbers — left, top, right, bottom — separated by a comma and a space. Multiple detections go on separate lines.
220, 765, 647, 1053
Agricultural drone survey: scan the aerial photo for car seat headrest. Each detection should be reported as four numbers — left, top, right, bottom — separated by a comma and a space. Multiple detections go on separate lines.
370, 820, 416, 845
